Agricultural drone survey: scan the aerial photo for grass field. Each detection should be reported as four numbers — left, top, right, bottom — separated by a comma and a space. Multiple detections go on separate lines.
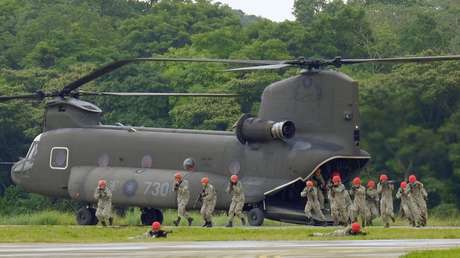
1, 225, 460, 243
402, 248, 460, 258
2, 209, 460, 227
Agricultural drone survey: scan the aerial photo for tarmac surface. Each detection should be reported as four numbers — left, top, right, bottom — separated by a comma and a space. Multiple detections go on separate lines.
1, 239, 460, 258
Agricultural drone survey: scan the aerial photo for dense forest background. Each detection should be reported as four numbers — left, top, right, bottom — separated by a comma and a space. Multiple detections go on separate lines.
1, 0, 460, 216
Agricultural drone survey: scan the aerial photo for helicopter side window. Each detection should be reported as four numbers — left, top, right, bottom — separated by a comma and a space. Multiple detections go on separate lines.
50, 147, 69, 170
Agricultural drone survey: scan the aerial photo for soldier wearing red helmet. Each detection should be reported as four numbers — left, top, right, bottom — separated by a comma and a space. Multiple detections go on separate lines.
199, 177, 217, 227
396, 181, 421, 227
141, 221, 171, 238
311, 222, 367, 237
349, 177, 370, 227
406, 174, 428, 226
172, 172, 193, 227
377, 173, 395, 228
94, 179, 113, 226
226, 175, 246, 227
365, 180, 379, 225
301, 180, 326, 225
328, 174, 352, 226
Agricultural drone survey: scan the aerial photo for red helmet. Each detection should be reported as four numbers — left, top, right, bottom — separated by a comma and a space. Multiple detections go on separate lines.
351, 222, 361, 233
230, 175, 238, 183
174, 172, 182, 181
201, 177, 209, 185
306, 180, 314, 187
400, 181, 407, 189
409, 175, 417, 184
352, 177, 361, 186
380, 174, 388, 182
332, 175, 341, 185
367, 180, 376, 189
151, 221, 161, 231
98, 179, 107, 189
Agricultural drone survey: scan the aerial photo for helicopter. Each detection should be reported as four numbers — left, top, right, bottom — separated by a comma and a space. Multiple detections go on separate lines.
1, 55, 460, 226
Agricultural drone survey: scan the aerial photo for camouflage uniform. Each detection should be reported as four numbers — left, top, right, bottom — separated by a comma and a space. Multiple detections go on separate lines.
377, 182, 395, 227
301, 186, 326, 222
396, 187, 421, 226
200, 183, 217, 224
328, 183, 351, 225
174, 179, 191, 221
407, 181, 428, 226
226, 181, 246, 225
312, 225, 367, 237
366, 187, 379, 225
312, 173, 326, 210
94, 186, 112, 226
349, 185, 370, 226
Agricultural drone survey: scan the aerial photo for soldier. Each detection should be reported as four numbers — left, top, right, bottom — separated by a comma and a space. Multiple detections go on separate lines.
301, 180, 326, 225
328, 175, 351, 226
311, 168, 327, 210
396, 181, 421, 227
311, 222, 367, 237
349, 177, 369, 227
173, 172, 193, 226
377, 174, 395, 228
226, 175, 246, 227
366, 180, 379, 225
200, 177, 217, 227
94, 179, 113, 226
407, 174, 428, 226
129, 221, 172, 239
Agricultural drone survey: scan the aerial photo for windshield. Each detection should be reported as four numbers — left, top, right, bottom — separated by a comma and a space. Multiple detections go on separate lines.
25, 142, 38, 161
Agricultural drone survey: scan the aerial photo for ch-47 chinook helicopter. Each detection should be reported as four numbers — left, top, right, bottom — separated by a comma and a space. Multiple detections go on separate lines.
2, 55, 460, 226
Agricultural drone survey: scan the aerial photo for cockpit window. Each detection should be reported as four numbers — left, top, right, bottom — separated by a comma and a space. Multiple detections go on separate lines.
50, 147, 69, 170
25, 142, 39, 161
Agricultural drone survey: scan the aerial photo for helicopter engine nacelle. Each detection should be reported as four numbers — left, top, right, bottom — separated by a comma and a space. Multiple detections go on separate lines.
235, 114, 296, 144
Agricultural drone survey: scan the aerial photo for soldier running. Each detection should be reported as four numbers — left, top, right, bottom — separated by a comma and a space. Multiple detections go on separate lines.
328, 175, 351, 226
396, 181, 421, 227
366, 180, 379, 225
407, 174, 428, 226
301, 180, 326, 225
377, 174, 395, 228
173, 172, 193, 226
94, 179, 113, 226
311, 222, 367, 237
200, 177, 217, 227
349, 177, 369, 227
225, 175, 246, 227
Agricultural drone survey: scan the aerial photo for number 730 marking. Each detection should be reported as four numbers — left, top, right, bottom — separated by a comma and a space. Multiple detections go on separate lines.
144, 181, 170, 197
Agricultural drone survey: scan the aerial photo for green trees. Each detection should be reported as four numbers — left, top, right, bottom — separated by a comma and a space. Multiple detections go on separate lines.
0, 0, 459, 213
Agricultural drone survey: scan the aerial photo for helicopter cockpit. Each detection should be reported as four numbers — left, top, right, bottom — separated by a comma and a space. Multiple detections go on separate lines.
11, 134, 42, 182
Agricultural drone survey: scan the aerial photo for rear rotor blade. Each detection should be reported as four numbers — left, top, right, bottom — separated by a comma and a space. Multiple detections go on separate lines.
60, 58, 284, 95
227, 64, 293, 71
79, 91, 239, 97
338, 55, 460, 66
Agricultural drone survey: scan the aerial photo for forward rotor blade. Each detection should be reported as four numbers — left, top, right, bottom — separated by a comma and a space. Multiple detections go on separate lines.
0, 162, 15, 165
339, 55, 460, 65
79, 91, 239, 97
60, 58, 284, 95
0, 91, 50, 102
227, 64, 293, 71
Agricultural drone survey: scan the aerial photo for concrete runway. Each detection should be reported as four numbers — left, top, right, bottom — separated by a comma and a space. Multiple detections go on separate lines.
1, 239, 460, 258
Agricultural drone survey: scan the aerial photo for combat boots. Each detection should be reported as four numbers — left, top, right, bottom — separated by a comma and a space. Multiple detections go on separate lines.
241, 217, 246, 226
173, 217, 181, 226
109, 217, 113, 226
225, 221, 233, 227
187, 217, 193, 226
206, 221, 213, 228
101, 221, 107, 227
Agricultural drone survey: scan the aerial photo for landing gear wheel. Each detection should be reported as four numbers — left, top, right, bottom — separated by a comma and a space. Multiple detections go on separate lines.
140, 208, 164, 225
76, 207, 98, 225
247, 207, 264, 226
